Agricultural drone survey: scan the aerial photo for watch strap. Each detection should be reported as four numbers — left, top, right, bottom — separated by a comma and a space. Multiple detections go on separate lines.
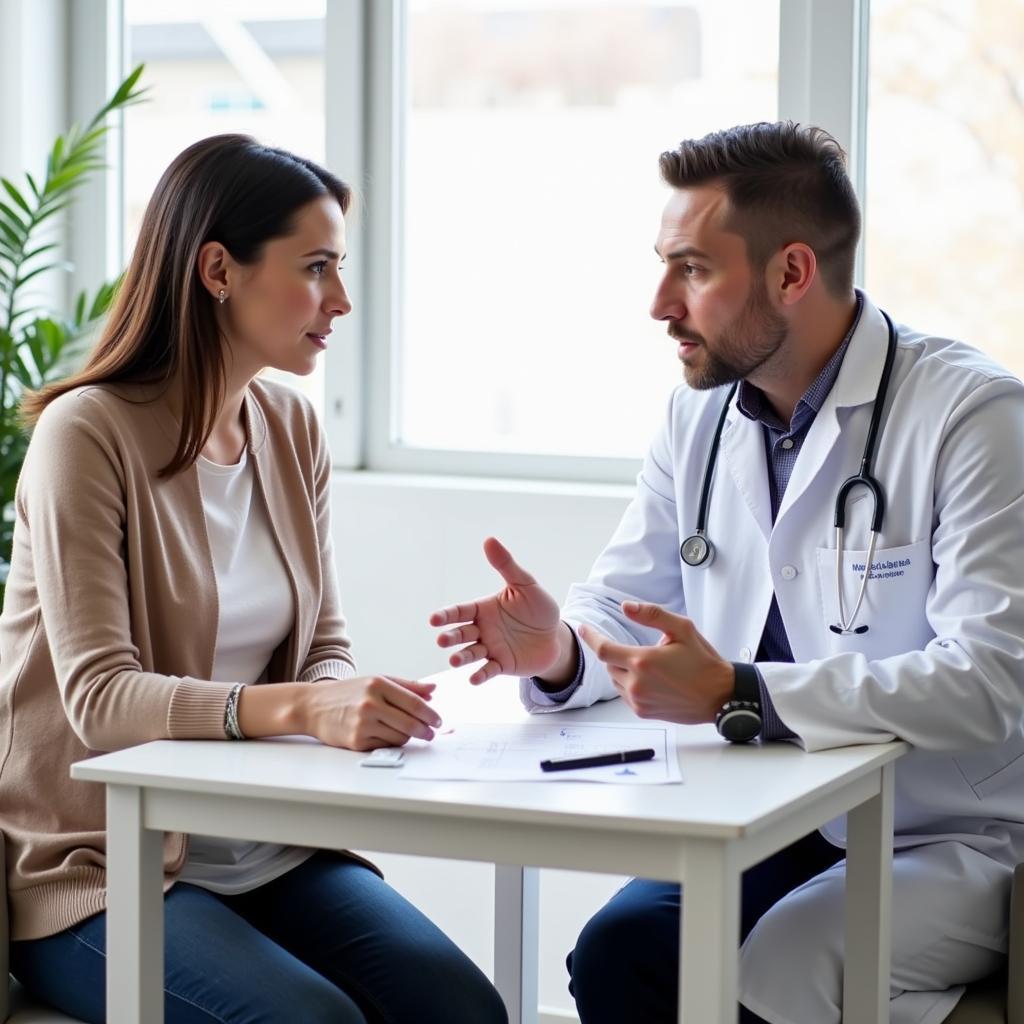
716, 661, 763, 743
731, 661, 761, 708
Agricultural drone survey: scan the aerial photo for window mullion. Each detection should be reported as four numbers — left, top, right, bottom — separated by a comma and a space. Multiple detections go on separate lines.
325, 0, 371, 468
69, 0, 124, 302
364, 0, 404, 472
778, 0, 869, 282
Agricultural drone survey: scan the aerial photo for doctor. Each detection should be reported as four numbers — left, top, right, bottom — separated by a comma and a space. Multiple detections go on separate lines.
430, 121, 1024, 1024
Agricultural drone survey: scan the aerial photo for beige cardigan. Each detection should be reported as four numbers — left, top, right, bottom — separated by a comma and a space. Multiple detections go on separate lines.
0, 379, 356, 940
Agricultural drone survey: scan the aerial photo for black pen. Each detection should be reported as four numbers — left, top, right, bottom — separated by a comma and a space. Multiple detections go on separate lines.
540, 748, 656, 772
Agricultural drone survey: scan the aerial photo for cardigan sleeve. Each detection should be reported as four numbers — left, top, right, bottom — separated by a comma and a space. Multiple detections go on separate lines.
296, 407, 357, 683
19, 395, 236, 750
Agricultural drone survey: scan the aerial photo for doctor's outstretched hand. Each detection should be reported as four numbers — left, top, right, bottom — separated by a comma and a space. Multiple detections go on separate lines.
579, 602, 736, 724
429, 537, 566, 684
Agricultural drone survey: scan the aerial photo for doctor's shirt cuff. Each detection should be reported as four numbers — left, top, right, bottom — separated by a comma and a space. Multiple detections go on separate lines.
756, 667, 798, 741
526, 628, 586, 705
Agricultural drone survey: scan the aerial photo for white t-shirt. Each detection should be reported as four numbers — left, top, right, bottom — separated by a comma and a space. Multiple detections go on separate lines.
178, 449, 314, 894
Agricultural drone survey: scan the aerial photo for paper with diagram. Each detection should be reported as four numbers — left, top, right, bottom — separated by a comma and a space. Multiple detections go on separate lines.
398, 721, 682, 783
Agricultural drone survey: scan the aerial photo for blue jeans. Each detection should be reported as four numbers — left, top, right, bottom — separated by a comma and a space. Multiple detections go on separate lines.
11, 850, 507, 1024
567, 829, 844, 1024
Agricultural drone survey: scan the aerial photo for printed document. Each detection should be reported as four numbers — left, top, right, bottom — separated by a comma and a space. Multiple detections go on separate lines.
399, 721, 682, 783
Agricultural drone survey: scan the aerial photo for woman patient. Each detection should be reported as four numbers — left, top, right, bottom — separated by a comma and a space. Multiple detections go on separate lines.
1, 133, 506, 1024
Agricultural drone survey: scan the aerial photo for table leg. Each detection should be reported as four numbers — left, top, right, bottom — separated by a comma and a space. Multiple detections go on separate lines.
843, 762, 895, 1024
106, 784, 164, 1024
680, 841, 741, 1023
493, 864, 539, 1024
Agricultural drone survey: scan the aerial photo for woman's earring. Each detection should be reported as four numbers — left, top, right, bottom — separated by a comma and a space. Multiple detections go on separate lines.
218, 289, 227, 304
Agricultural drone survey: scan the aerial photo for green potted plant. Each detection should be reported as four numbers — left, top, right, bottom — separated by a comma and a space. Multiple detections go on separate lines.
0, 65, 145, 593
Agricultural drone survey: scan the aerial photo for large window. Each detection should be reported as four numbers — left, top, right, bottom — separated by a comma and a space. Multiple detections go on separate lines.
865, 0, 1024, 372
108, 1, 1024, 480
122, 0, 328, 411
392, 0, 780, 464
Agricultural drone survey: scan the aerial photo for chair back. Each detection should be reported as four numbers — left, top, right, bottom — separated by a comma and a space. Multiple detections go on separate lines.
2, 833, 10, 1022
1010, 862, 1023, 1024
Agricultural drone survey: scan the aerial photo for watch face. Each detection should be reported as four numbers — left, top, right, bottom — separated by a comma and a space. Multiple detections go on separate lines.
718, 707, 762, 743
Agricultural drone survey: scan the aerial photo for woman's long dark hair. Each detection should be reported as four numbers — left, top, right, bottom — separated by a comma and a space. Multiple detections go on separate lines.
21, 134, 351, 475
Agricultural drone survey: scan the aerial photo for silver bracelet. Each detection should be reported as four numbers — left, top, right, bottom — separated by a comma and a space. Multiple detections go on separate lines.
224, 683, 246, 740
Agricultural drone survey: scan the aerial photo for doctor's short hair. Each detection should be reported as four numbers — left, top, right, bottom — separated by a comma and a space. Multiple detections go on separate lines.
659, 121, 861, 298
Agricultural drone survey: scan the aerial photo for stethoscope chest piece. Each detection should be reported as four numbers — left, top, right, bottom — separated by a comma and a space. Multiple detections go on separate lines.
680, 533, 714, 568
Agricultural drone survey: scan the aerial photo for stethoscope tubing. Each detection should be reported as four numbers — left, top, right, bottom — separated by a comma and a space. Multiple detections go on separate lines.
695, 380, 738, 535
835, 311, 898, 533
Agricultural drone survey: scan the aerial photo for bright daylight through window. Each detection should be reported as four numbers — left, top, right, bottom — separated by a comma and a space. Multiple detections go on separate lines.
398, 0, 779, 459
116, 1, 1024, 471
865, 0, 1024, 376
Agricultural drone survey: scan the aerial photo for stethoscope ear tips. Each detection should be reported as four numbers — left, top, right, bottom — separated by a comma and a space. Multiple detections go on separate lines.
829, 624, 871, 635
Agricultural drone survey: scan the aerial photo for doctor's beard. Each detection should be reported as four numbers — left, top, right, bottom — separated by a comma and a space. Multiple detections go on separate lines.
671, 277, 788, 391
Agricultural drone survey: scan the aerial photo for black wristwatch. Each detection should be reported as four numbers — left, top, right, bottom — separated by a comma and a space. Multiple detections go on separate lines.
715, 661, 763, 743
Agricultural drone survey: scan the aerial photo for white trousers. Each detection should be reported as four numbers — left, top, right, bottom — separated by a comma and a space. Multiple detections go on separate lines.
738, 841, 1011, 1024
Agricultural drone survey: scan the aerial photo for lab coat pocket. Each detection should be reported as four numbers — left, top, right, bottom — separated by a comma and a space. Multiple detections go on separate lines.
815, 539, 933, 657
954, 729, 1024, 799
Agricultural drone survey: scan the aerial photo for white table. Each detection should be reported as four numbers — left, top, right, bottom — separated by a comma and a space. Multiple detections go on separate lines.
71, 675, 906, 1024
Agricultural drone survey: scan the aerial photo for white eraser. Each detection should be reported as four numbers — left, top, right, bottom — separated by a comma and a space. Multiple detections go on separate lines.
360, 748, 405, 767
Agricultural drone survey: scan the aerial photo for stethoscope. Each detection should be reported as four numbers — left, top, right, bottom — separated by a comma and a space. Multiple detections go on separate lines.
679, 311, 898, 636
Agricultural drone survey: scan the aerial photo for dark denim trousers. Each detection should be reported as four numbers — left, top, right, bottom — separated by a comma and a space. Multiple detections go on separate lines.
11, 850, 507, 1024
566, 829, 845, 1024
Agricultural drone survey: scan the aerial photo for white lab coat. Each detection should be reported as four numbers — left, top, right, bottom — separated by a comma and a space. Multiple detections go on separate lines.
522, 295, 1024, 1021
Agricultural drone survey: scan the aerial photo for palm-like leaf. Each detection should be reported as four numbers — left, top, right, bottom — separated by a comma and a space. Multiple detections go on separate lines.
0, 66, 146, 588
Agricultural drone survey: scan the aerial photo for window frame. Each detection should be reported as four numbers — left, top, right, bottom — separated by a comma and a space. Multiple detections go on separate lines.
356, 0, 870, 482
82, 0, 869, 482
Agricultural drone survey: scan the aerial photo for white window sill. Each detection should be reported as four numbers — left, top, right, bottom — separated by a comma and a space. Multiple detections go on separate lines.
332, 467, 634, 502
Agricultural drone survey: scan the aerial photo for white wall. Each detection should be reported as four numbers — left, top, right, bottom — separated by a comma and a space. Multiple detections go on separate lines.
332, 472, 634, 1019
